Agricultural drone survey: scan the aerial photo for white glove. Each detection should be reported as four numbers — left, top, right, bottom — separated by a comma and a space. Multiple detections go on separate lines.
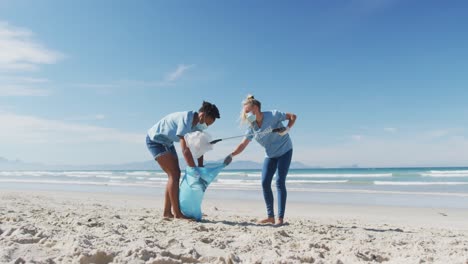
278, 127, 290, 136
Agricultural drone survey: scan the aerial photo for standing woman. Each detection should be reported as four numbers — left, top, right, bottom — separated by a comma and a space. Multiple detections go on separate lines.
146, 101, 220, 219
226, 95, 296, 225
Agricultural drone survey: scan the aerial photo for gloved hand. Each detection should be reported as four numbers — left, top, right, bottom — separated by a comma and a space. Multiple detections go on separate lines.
223, 154, 233, 166
277, 127, 290, 136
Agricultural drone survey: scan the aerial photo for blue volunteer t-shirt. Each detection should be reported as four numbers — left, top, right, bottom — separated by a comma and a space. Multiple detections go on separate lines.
245, 110, 293, 158
147, 111, 198, 146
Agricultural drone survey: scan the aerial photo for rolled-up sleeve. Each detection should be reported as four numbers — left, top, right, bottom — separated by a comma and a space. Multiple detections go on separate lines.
245, 127, 254, 141
176, 115, 190, 137
273, 110, 287, 122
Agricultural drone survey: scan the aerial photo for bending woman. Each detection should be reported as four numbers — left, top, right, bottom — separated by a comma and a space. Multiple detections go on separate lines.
226, 95, 296, 225
146, 101, 220, 219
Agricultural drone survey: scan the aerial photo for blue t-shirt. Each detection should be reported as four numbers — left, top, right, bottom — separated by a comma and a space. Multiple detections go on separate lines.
245, 110, 293, 158
147, 111, 199, 146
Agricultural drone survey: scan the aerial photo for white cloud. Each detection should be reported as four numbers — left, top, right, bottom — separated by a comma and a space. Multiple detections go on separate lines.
0, 111, 261, 165
384, 127, 397, 133
0, 85, 49, 96
74, 83, 120, 89
95, 114, 106, 120
0, 21, 63, 96
75, 64, 195, 91
0, 112, 145, 165
294, 134, 468, 168
0, 76, 49, 83
351, 135, 363, 141
0, 21, 63, 71
426, 130, 450, 139
0, 112, 139, 144
74, 80, 172, 95
65, 114, 106, 121
0, 77, 51, 96
165, 64, 195, 82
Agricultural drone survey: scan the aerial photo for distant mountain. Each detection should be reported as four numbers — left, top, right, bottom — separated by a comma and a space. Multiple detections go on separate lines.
220, 160, 262, 170
0, 156, 314, 170
225, 160, 313, 170
0, 157, 44, 170
57, 160, 313, 170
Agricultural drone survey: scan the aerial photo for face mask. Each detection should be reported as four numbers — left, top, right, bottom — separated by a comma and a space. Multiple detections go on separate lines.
195, 121, 208, 131
246, 112, 256, 123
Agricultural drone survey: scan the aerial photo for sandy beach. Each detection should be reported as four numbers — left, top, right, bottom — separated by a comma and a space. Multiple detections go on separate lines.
1, 190, 467, 264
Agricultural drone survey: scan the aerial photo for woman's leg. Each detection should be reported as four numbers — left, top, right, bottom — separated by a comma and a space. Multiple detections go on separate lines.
156, 152, 188, 219
163, 188, 173, 218
276, 149, 293, 224
259, 156, 278, 223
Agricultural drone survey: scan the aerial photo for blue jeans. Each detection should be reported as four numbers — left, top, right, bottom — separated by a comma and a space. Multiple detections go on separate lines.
261, 148, 293, 219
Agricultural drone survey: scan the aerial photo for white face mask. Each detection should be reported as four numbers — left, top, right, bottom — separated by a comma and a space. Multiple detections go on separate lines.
246, 112, 256, 123
195, 122, 208, 131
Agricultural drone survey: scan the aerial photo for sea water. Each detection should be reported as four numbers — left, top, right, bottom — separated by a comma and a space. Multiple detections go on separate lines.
1, 167, 467, 208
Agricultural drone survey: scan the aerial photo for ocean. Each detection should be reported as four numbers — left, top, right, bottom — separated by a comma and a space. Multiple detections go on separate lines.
1, 167, 468, 209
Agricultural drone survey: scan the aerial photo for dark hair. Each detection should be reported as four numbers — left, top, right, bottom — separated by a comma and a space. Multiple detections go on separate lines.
199, 101, 220, 119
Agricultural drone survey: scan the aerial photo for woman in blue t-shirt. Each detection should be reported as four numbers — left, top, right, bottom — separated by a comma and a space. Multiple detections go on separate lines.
146, 101, 220, 220
226, 95, 297, 225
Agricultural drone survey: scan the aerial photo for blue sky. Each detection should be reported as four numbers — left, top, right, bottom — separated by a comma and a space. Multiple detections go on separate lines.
0, 0, 467, 167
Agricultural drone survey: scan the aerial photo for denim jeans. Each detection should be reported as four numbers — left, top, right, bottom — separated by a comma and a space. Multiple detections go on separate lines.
261, 148, 293, 218
146, 135, 178, 160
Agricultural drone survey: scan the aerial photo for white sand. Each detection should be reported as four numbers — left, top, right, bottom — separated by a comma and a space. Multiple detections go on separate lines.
1, 190, 467, 264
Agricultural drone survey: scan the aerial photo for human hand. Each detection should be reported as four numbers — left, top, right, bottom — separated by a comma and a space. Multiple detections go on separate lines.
277, 127, 290, 136
187, 166, 201, 178
223, 154, 233, 166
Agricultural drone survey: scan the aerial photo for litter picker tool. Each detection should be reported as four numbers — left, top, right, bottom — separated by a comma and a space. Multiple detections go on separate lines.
209, 127, 284, 145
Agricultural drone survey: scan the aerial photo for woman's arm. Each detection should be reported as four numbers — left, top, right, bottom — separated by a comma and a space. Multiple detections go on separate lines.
285, 113, 297, 128
277, 112, 297, 136
179, 136, 196, 167
232, 138, 251, 157
223, 138, 250, 165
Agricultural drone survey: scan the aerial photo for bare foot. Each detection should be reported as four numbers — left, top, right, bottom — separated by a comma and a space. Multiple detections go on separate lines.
276, 218, 285, 226
163, 212, 174, 218
257, 217, 275, 224
174, 214, 194, 221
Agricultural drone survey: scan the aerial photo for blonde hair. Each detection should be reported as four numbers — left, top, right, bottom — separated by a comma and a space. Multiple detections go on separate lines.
239, 94, 262, 124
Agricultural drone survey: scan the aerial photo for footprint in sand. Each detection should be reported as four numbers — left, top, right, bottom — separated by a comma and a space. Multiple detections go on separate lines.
79, 251, 114, 264
2, 228, 16, 237
200, 237, 213, 244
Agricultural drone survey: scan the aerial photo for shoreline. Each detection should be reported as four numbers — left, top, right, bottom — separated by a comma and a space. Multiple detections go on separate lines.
2, 189, 468, 230
2, 182, 468, 211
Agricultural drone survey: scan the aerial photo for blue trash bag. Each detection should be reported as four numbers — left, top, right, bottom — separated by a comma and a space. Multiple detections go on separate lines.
179, 163, 226, 221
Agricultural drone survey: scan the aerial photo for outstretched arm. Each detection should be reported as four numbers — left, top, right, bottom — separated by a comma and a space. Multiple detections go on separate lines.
224, 138, 250, 166
223, 138, 250, 166
232, 138, 251, 157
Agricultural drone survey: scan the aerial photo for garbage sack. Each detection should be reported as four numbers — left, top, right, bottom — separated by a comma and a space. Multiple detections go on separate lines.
184, 131, 213, 159
179, 163, 225, 221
